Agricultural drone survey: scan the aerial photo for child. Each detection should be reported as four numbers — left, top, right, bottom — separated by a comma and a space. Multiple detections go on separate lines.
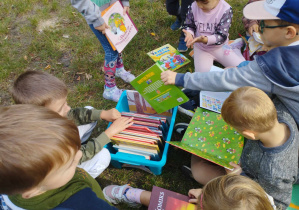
191, 87, 298, 209
71, 0, 135, 102
11, 70, 133, 178
161, 0, 299, 125
182, 0, 245, 72
0, 105, 119, 209
102, 174, 275, 209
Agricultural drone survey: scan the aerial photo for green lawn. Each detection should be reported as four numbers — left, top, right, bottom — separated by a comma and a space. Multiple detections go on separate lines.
0, 0, 246, 209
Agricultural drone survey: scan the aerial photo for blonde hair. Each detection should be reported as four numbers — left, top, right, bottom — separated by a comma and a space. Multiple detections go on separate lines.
11, 71, 68, 106
199, 174, 274, 210
0, 105, 81, 195
221, 86, 277, 132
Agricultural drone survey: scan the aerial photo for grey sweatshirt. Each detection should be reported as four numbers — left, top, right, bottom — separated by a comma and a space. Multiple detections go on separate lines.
70, 0, 129, 28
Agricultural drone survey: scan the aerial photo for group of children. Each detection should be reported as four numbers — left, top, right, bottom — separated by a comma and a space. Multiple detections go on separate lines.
1, 0, 299, 209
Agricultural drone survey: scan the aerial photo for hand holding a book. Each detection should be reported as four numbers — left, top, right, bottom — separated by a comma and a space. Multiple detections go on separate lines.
100, 108, 121, 122
104, 117, 134, 138
248, 23, 259, 36
95, 23, 110, 34
225, 162, 242, 175
161, 70, 177, 85
188, 188, 203, 204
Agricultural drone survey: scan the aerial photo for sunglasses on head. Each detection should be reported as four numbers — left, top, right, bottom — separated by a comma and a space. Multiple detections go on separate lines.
259, 20, 298, 35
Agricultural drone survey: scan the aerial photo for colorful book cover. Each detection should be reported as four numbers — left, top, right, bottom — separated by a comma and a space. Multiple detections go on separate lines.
101, 1, 138, 52
168, 108, 244, 170
130, 64, 189, 114
148, 186, 196, 210
200, 91, 231, 114
147, 44, 190, 71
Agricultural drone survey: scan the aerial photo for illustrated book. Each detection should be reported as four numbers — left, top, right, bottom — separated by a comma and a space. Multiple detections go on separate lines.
130, 64, 189, 114
148, 186, 196, 210
101, 0, 138, 52
147, 44, 190, 71
168, 108, 244, 169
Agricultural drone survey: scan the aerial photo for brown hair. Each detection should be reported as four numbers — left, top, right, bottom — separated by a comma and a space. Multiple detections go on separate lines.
11, 71, 68, 106
0, 105, 81, 195
221, 86, 277, 132
199, 174, 274, 210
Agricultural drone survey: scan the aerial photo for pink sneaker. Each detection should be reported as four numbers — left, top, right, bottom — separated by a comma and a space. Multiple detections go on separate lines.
115, 68, 135, 83
103, 86, 123, 102
103, 184, 142, 208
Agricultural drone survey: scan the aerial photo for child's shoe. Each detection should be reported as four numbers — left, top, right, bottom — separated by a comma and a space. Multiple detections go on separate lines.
174, 123, 189, 135
103, 184, 142, 208
115, 68, 136, 83
171, 18, 182, 31
178, 36, 188, 52
103, 86, 123, 102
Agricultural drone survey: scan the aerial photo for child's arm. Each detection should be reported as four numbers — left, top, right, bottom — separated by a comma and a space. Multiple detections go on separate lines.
182, 5, 197, 46
242, 0, 260, 35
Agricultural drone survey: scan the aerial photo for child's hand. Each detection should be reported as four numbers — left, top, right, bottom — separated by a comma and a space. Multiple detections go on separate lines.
183, 29, 194, 48
248, 23, 259, 36
95, 23, 109, 34
188, 188, 202, 203
161, 70, 177, 85
190, 35, 208, 45
100, 108, 121, 122
104, 117, 134, 138
225, 162, 242, 175
123, 6, 129, 15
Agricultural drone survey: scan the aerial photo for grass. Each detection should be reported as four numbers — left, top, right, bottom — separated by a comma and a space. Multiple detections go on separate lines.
0, 0, 246, 209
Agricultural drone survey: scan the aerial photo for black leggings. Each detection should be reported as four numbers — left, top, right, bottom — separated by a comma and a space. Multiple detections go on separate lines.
166, 0, 193, 23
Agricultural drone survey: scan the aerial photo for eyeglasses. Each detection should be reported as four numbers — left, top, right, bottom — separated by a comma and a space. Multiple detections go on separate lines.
259, 20, 290, 34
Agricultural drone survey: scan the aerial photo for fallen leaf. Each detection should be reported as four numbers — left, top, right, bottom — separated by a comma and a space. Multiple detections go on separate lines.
150, 32, 156, 36
76, 76, 81, 81
76, 72, 84, 75
44, 65, 51, 70
63, 34, 69, 39
72, 12, 77, 16
85, 73, 92, 80
4, 36, 8, 40
24, 55, 27, 61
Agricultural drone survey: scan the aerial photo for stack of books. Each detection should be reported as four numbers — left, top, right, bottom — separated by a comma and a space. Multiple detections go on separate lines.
111, 112, 168, 160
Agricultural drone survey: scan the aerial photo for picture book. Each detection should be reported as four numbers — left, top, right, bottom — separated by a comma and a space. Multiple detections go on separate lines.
147, 44, 190, 71
168, 108, 244, 170
101, 1, 138, 52
148, 186, 196, 210
130, 64, 189, 114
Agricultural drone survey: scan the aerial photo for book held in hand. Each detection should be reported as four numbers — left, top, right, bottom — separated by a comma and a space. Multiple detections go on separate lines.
148, 186, 196, 210
101, 0, 138, 52
130, 64, 189, 114
168, 107, 244, 170
147, 44, 190, 71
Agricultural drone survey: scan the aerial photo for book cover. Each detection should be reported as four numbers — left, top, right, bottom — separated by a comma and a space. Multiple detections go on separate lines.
101, 1, 138, 52
147, 44, 190, 71
148, 186, 196, 210
168, 108, 244, 170
130, 64, 189, 114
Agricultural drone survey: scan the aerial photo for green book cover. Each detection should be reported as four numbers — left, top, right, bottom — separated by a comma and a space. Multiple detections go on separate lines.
168, 108, 244, 169
130, 64, 189, 114
147, 44, 190, 71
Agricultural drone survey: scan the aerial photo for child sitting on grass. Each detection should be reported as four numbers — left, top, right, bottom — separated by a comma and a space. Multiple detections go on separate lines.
190, 87, 298, 209
11, 71, 133, 178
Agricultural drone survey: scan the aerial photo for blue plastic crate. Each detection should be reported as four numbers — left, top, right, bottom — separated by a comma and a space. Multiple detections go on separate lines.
105, 91, 177, 175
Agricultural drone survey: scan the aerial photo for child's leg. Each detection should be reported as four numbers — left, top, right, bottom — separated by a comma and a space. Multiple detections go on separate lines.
115, 53, 135, 83
212, 44, 246, 68
191, 155, 226, 185
89, 25, 123, 102
77, 148, 111, 178
193, 46, 214, 72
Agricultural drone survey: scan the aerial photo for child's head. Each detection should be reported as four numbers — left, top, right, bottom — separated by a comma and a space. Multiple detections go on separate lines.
199, 174, 274, 210
221, 86, 277, 138
11, 71, 71, 117
195, 0, 219, 12
0, 105, 81, 197
243, 0, 299, 50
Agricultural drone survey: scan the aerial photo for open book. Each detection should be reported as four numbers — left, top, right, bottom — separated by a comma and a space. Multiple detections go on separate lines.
147, 44, 190, 71
148, 186, 196, 210
168, 107, 244, 170
101, 1, 138, 52
130, 64, 189, 114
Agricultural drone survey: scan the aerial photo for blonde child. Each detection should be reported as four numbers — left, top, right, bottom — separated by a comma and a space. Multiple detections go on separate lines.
71, 0, 135, 102
11, 71, 133, 178
182, 0, 245, 72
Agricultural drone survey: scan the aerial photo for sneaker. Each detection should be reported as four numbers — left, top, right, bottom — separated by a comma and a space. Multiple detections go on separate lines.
178, 100, 197, 117
174, 123, 189, 135
103, 184, 142, 208
170, 18, 181, 31
103, 86, 123, 102
229, 38, 244, 50
182, 88, 200, 99
177, 36, 188, 52
115, 68, 136, 83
